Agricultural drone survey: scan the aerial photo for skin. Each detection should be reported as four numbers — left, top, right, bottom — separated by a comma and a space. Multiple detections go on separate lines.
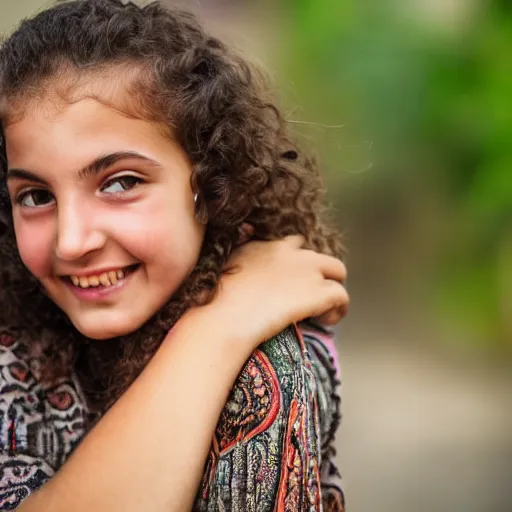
3, 82, 349, 511
17, 236, 348, 512
5, 97, 205, 339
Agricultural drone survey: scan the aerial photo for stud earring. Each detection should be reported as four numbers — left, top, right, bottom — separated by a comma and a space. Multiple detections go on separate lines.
193, 193, 198, 203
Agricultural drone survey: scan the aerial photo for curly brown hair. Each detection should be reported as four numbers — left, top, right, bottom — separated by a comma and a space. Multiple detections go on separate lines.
0, 0, 342, 412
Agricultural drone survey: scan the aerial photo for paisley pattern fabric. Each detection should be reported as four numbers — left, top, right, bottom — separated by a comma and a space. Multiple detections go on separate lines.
0, 323, 344, 511
0, 332, 92, 510
194, 324, 344, 511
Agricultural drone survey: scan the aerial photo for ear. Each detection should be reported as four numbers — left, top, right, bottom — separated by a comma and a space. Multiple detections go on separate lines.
235, 223, 255, 246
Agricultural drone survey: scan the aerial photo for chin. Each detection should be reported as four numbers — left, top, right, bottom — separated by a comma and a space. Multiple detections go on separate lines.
71, 315, 147, 340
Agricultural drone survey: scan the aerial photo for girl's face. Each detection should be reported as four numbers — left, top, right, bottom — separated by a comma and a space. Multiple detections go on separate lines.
4, 97, 205, 339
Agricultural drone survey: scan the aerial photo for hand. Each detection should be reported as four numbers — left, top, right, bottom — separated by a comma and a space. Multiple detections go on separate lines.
189, 235, 348, 353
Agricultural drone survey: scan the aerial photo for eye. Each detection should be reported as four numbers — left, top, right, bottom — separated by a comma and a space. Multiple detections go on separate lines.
16, 189, 55, 208
101, 175, 143, 194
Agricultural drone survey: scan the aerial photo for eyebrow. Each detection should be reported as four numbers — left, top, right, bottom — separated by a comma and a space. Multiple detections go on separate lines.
6, 151, 162, 184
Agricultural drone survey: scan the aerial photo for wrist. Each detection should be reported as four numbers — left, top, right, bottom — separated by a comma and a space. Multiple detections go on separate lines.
167, 303, 251, 360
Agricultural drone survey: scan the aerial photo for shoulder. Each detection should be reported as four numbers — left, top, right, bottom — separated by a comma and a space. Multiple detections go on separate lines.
194, 324, 344, 511
298, 321, 345, 510
212, 326, 311, 454
0, 332, 91, 507
0, 331, 90, 471
299, 320, 342, 442
0, 453, 55, 509
299, 318, 340, 378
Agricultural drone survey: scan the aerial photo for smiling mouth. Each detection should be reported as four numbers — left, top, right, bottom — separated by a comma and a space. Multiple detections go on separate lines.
62, 264, 140, 289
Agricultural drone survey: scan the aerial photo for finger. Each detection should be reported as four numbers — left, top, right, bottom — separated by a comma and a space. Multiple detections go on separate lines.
323, 257, 347, 283
307, 279, 349, 322
314, 303, 349, 326
304, 252, 347, 282
324, 278, 350, 311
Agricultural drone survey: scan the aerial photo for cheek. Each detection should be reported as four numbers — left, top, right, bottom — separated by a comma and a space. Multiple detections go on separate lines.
14, 220, 54, 277
111, 203, 203, 270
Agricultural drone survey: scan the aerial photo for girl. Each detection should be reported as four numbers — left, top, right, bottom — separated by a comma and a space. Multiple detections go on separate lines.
0, 1, 348, 510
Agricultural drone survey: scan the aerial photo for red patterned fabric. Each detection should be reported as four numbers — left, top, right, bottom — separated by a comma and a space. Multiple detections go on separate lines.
194, 323, 344, 511
0, 323, 344, 511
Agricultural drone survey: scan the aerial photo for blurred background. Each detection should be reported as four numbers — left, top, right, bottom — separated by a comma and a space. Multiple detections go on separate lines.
2, 1, 511, 510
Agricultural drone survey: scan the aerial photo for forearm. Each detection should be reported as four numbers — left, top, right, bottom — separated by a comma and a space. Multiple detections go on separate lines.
19, 308, 247, 512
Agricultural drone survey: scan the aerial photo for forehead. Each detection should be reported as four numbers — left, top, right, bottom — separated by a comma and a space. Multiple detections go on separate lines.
4, 104, 174, 182
3, 71, 173, 169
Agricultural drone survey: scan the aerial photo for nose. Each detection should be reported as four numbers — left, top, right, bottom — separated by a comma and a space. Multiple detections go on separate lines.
54, 200, 106, 261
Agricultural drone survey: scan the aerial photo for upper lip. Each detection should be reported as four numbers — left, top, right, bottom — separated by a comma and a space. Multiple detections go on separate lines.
57, 264, 136, 278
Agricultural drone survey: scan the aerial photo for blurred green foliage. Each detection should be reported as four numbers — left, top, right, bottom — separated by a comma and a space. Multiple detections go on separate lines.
0, 0, 509, 352
279, 0, 511, 352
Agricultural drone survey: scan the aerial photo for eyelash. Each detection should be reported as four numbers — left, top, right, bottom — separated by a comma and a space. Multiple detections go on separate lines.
15, 174, 145, 208
15, 188, 55, 208
100, 174, 144, 194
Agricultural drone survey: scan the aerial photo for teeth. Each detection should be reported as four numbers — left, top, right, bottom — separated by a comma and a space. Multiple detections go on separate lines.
108, 271, 118, 284
69, 267, 131, 288
88, 276, 100, 287
99, 273, 111, 287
